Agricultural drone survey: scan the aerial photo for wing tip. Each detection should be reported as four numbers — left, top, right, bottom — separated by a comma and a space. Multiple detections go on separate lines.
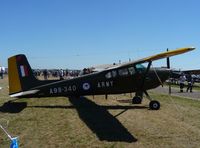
190, 47, 195, 50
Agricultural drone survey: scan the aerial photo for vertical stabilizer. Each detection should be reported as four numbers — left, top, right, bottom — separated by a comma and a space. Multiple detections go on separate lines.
8, 54, 39, 96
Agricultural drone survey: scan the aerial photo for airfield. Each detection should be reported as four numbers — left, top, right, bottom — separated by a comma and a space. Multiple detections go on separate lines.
1, 75, 200, 148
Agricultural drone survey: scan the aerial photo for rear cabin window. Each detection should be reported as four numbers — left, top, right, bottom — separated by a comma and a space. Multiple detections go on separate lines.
105, 70, 117, 79
118, 68, 129, 76
105, 72, 112, 79
112, 70, 117, 78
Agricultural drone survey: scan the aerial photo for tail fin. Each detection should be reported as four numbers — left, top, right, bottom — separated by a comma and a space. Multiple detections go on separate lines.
8, 54, 39, 96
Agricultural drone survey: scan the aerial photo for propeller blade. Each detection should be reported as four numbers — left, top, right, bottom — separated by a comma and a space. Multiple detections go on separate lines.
166, 48, 171, 94
167, 48, 170, 69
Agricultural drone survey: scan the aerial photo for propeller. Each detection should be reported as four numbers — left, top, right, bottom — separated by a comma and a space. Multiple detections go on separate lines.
167, 48, 182, 79
167, 48, 170, 69
166, 48, 171, 94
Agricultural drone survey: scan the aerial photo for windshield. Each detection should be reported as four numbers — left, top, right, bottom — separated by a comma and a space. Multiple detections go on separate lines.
135, 64, 146, 72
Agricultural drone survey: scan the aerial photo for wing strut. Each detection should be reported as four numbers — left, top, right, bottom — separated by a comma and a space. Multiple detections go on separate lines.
132, 60, 160, 110
133, 61, 152, 104
143, 90, 152, 101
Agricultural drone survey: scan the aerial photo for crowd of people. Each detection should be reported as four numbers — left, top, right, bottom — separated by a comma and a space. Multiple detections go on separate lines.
33, 69, 81, 80
33, 67, 96, 80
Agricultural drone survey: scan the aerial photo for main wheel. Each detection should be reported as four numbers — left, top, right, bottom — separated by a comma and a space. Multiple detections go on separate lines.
132, 96, 142, 104
149, 100, 160, 110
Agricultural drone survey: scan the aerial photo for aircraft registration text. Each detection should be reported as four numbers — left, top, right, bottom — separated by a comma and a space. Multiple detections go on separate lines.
50, 85, 77, 94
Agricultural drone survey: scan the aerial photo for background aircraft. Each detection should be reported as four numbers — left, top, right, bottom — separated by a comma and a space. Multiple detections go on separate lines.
8, 47, 195, 110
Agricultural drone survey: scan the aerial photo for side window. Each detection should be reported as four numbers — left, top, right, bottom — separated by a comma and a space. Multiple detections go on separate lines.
105, 72, 112, 79
105, 70, 117, 79
128, 67, 135, 75
112, 70, 117, 78
118, 68, 128, 76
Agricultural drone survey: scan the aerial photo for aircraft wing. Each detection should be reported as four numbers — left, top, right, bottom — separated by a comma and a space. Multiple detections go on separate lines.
119, 47, 195, 68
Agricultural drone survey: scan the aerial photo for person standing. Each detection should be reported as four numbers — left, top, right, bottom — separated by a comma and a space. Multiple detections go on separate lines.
43, 69, 48, 80
59, 69, 64, 80
186, 74, 194, 92
0, 66, 4, 79
179, 74, 186, 92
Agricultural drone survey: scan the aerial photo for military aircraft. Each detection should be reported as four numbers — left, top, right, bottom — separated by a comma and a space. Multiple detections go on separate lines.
8, 47, 195, 110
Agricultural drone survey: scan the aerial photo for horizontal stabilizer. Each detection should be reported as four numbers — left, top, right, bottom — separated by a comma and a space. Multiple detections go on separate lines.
10, 90, 39, 98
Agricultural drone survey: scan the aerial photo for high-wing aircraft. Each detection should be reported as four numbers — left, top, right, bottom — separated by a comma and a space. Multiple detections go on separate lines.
8, 47, 195, 110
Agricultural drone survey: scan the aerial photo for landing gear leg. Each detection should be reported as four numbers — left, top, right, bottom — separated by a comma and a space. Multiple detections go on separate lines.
144, 91, 160, 110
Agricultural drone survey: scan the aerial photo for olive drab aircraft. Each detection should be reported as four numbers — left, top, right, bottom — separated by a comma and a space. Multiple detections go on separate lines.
8, 47, 195, 110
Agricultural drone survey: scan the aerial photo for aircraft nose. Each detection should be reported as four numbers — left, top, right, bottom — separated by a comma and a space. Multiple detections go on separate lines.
155, 68, 171, 82
170, 70, 182, 79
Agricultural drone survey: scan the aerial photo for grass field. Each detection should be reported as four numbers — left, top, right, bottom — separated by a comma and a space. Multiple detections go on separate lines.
1, 75, 200, 148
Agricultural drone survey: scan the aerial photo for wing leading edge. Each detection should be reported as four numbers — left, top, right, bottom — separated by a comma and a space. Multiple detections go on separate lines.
119, 47, 195, 68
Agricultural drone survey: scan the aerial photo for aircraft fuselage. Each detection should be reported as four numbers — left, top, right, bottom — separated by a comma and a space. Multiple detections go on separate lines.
27, 65, 170, 98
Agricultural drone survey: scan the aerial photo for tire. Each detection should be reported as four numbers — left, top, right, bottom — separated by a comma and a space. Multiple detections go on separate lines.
132, 96, 142, 104
149, 100, 160, 110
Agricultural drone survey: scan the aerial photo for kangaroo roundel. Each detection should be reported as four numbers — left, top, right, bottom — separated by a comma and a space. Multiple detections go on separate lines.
82, 83, 90, 90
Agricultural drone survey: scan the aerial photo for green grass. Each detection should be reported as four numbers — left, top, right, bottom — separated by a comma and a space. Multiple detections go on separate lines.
165, 82, 200, 91
1, 76, 200, 148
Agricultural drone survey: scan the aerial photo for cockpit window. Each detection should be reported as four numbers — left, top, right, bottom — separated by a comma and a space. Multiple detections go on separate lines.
135, 64, 146, 72
128, 67, 135, 75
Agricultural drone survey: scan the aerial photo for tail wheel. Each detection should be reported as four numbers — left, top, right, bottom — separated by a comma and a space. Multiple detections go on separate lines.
149, 100, 160, 110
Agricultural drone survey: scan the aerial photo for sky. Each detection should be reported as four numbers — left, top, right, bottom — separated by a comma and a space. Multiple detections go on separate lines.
0, 0, 199, 70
